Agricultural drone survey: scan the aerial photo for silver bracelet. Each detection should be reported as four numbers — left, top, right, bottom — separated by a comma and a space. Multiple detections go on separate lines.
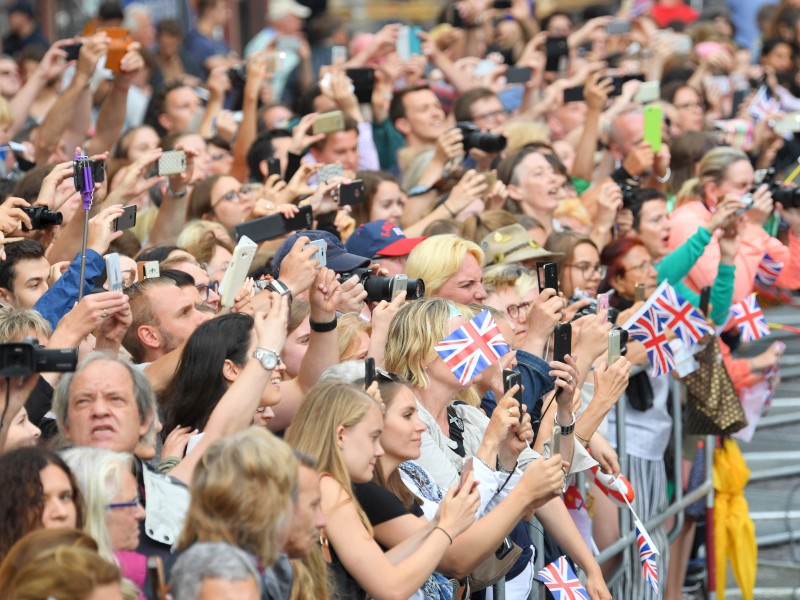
655, 167, 671, 183
553, 411, 576, 435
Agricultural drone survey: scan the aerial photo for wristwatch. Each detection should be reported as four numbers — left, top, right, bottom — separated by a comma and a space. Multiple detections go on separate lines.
267, 279, 293, 303
252, 348, 282, 370
554, 412, 576, 435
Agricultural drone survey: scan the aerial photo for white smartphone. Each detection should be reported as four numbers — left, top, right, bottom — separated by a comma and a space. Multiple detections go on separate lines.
391, 274, 408, 300
306, 239, 327, 269
331, 45, 347, 63
633, 80, 660, 104
105, 253, 123, 292
608, 329, 622, 365
219, 235, 258, 308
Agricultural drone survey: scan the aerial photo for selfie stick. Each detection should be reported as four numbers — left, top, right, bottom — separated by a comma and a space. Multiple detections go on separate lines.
74, 151, 95, 300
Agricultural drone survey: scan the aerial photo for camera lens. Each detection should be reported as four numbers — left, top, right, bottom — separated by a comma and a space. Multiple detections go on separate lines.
406, 278, 425, 300
362, 275, 393, 302
21, 206, 63, 231
456, 122, 507, 154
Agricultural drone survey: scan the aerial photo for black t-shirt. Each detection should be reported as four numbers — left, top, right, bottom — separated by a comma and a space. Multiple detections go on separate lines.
353, 482, 424, 526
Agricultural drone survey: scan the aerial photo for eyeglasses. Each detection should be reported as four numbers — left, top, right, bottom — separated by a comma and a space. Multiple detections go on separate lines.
565, 263, 607, 279
472, 108, 509, 122
106, 497, 141, 511
211, 188, 253, 207
210, 151, 231, 161
675, 101, 705, 111
623, 260, 655, 274
506, 302, 530, 319
196, 280, 219, 301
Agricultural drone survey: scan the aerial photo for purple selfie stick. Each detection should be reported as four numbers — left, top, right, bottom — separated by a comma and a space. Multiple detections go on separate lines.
75, 151, 94, 300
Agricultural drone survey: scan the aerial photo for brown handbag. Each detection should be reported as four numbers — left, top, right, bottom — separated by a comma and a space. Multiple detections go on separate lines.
466, 536, 524, 591
683, 338, 747, 435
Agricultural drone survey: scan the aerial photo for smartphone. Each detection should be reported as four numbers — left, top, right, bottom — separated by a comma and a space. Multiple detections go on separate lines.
306, 239, 327, 268
63, 42, 83, 62
147, 556, 167, 600
158, 150, 187, 176
606, 19, 631, 34
113, 204, 137, 231
460, 456, 474, 489
219, 236, 257, 308
503, 369, 523, 422
137, 260, 159, 280
699, 286, 711, 317
771, 112, 800, 134
553, 323, 572, 362
105, 253, 123, 292
345, 67, 376, 104
610, 73, 645, 97
597, 291, 611, 322
608, 329, 621, 365
493, 0, 512, 7
634, 80, 660, 104
545, 36, 568, 72
391, 274, 408, 300
312, 110, 345, 135
338, 180, 365, 206
635, 282, 646, 302
365, 357, 376, 388
505, 66, 532, 84
643, 105, 662, 153
317, 162, 344, 185
563, 85, 585, 103
99, 27, 131, 73
479, 171, 497, 189
332, 45, 347, 63
537, 262, 558, 295
397, 25, 422, 61
234, 205, 313, 243
266, 157, 281, 179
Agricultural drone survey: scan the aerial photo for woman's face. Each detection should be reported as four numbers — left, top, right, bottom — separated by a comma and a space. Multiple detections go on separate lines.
611, 244, 659, 300
436, 253, 488, 305
484, 285, 531, 346
369, 181, 406, 226
706, 159, 753, 209
207, 245, 233, 282
561, 242, 603, 299
509, 153, 560, 216
673, 87, 705, 133
281, 316, 310, 378
126, 127, 160, 161
340, 406, 385, 483
3, 407, 40, 450
380, 386, 426, 462
106, 470, 145, 551
636, 200, 671, 259
426, 315, 470, 390
208, 176, 256, 230
341, 330, 370, 362
40, 464, 78, 530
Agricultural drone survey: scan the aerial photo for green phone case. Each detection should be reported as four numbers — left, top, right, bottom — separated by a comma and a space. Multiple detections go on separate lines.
643, 105, 662, 153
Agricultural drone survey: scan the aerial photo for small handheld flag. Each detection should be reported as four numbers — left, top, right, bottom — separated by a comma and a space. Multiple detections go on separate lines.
434, 309, 509, 385
729, 294, 770, 343
635, 518, 660, 594
537, 556, 590, 600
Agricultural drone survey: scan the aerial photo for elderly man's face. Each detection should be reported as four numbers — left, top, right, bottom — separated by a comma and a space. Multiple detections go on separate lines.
62, 360, 150, 453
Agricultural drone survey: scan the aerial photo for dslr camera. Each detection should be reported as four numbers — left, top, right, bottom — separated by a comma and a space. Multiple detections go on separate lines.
747, 167, 800, 210
0, 338, 77, 378
456, 122, 507, 153
21, 206, 62, 231
337, 269, 425, 302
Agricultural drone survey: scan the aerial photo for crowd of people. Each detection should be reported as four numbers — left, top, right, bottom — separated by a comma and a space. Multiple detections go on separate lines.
0, 0, 796, 598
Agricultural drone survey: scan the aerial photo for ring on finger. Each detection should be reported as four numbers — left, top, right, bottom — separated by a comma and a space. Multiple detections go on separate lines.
101, 310, 108, 318
566, 376, 573, 384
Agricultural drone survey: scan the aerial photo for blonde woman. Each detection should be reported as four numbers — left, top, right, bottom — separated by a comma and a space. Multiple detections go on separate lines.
286, 381, 479, 600
405, 234, 488, 305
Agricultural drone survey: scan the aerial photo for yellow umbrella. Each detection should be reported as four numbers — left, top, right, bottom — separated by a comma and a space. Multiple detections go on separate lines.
713, 438, 757, 600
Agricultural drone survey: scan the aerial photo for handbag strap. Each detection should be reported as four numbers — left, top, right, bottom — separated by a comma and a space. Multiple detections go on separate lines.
447, 405, 466, 458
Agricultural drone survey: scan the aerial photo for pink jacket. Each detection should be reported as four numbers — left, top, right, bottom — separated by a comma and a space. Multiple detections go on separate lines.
668, 200, 800, 303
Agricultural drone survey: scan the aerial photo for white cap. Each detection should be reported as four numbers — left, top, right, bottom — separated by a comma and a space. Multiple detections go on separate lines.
269, 0, 311, 21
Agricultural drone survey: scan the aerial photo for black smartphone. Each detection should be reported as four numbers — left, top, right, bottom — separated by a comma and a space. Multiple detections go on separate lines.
266, 157, 281, 179
113, 204, 137, 231
338, 180, 365, 206
503, 369, 523, 422
545, 36, 568, 72
365, 357, 376, 388
505, 66, 532, 84
563, 85, 585, 103
234, 204, 313, 242
64, 43, 83, 62
345, 67, 376, 104
537, 262, 559, 295
553, 323, 572, 362
493, 0, 512, 7
699, 286, 711, 317
609, 73, 646, 97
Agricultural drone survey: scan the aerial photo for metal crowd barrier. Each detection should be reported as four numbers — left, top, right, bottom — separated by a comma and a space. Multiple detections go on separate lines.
489, 379, 717, 600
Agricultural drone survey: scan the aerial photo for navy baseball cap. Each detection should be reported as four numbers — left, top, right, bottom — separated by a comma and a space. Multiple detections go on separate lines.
272, 230, 371, 276
345, 220, 426, 259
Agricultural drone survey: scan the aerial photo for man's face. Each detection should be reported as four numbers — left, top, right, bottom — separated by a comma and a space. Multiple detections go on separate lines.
161, 87, 202, 134
315, 130, 359, 175
553, 101, 588, 136
611, 113, 644, 159
63, 360, 149, 453
146, 285, 211, 355
284, 465, 326, 558
400, 90, 446, 144
470, 96, 507, 132
157, 32, 180, 56
2, 256, 51, 308
547, 15, 572, 36
0, 58, 21, 98
175, 262, 221, 312
130, 12, 155, 49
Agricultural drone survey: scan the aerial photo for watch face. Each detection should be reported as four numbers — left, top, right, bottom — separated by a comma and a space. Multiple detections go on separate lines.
256, 349, 278, 370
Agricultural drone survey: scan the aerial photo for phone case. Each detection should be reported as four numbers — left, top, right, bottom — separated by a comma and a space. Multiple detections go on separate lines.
100, 28, 131, 73
505, 67, 532, 84
267, 157, 282, 179
608, 330, 621, 365
634, 80, 661, 104
312, 110, 345, 135
396, 26, 411, 61
105, 253, 123, 292
643, 105, 662, 153
234, 206, 313, 243
317, 163, 344, 185
220, 236, 257, 308
137, 261, 159, 281
538, 262, 559, 294
306, 240, 327, 268
408, 26, 422, 56
338, 180, 365, 206
114, 205, 137, 231
391, 275, 408, 299
158, 151, 187, 176
364, 357, 376, 387
563, 85, 585, 103
553, 323, 572, 362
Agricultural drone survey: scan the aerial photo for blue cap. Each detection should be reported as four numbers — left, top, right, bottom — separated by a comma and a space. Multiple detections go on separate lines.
272, 230, 371, 276
344, 220, 426, 259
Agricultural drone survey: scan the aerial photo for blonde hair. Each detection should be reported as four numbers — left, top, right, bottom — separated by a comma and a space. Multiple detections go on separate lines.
0, 307, 51, 343
502, 119, 551, 153
285, 382, 382, 534
553, 198, 590, 227
460, 210, 520, 243
405, 234, 484, 297
676, 146, 749, 207
336, 313, 371, 361
178, 428, 298, 566
178, 224, 234, 265
482, 263, 537, 298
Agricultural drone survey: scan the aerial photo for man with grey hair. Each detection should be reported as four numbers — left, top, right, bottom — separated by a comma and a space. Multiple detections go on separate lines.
607, 107, 671, 192
170, 542, 261, 600
123, 3, 155, 50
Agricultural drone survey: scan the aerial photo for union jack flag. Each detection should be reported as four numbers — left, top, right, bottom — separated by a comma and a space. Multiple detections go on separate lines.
755, 252, 784, 288
652, 281, 713, 347
730, 294, 771, 343
749, 86, 782, 121
624, 304, 675, 377
434, 309, 509, 385
636, 519, 660, 594
537, 556, 590, 600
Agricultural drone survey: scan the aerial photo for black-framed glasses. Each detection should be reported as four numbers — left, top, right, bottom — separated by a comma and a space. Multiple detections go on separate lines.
196, 280, 220, 301
211, 187, 253, 207
106, 497, 141, 511
506, 302, 531, 319
565, 263, 607, 279
623, 260, 654, 275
